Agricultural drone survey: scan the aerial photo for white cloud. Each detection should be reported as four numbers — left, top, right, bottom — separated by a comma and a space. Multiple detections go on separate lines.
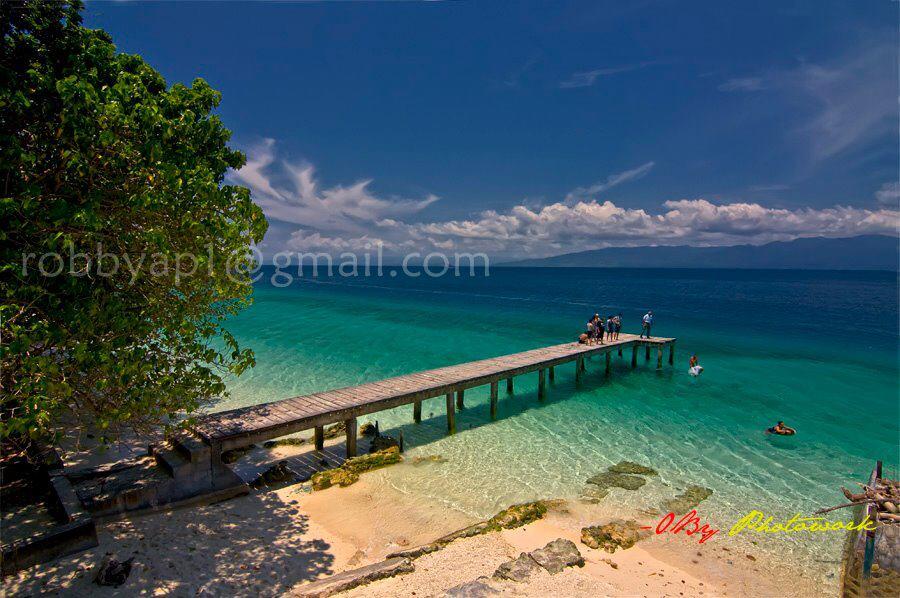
404, 199, 898, 257
564, 162, 655, 203
229, 139, 438, 235
717, 39, 896, 164
559, 62, 659, 89
233, 142, 898, 260
876, 181, 900, 205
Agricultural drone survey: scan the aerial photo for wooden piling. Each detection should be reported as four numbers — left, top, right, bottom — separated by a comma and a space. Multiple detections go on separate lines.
507, 377, 514, 393
657, 346, 663, 369
314, 425, 324, 451
605, 351, 611, 376
345, 418, 357, 458
490, 381, 498, 419
575, 356, 583, 382
456, 389, 465, 410
538, 369, 546, 399
413, 400, 422, 423
446, 393, 456, 434
549, 366, 555, 381
669, 341, 675, 365
631, 345, 638, 368
645, 345, 651, 361
618, 347, 623, 357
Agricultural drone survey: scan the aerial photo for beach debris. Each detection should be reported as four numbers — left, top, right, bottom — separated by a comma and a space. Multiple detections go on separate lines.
221, 444, 255, 464
250, 461, 294, 489
608, 461, 658, 476
445, 577, 500, 597
814, 478, 900, 525
359, 422, 377, 436
93, 553, 134, 587
528, 538, 585, 574
411, 454, 448, 466
493, 552, 543, 582
587, 471, 647, 491
581, 520, 648, 553
292, 556, 414, 597
661, 485, 714, 514
263, 437, 305, 449
310, 447, 402, 490
601, 557, 618, 569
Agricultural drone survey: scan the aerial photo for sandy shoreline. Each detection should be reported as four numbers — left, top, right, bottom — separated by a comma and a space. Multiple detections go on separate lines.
3, 440, 831, 597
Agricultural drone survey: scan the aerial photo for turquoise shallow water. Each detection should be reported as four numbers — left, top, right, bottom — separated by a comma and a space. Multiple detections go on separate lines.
215, 267, 898, 585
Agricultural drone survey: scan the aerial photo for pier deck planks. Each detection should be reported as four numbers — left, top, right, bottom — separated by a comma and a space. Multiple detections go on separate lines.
193, 333, 674, 451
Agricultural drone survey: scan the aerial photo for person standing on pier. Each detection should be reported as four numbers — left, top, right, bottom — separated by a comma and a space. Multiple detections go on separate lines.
614, 313, 622, 340
640, 310, 654, 338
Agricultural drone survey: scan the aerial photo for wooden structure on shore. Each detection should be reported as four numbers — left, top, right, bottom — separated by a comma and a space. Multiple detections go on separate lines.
191, 332, 675, 461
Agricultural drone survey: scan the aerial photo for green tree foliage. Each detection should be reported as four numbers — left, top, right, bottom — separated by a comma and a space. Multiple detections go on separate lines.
0, 1, 268, 447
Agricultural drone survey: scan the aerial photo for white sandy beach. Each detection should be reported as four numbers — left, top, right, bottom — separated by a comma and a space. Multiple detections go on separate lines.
4, 439, 826, 598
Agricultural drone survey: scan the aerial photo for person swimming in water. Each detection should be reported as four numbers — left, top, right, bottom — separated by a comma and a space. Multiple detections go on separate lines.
689, 355, 698, 368
767, 421, 796, 435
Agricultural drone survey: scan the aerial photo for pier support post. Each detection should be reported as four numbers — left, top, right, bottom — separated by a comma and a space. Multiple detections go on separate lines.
618, 347, 623, 357
669, 342, 675, 366
413, 400, 422, 423
575, 356, 583, 382
445, 393, 456, 434
581, 355, 587, 372
456, 389, 465, 410
538, 369, 546, 400
314, 426, 324, 451
490, 381, 498, 419
645, 345, 651, 361
657, 346, 663, 370
631, 345, 638, 368
507, 377, 514, 393
345, 418, 357, 458
605, 351, 611, 376
549, 366, 555, 381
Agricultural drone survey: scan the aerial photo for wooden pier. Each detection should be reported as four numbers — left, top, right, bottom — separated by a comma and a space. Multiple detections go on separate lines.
192, 333, 675, 461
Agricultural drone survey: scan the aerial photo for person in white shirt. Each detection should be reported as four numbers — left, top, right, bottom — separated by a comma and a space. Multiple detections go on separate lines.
640, 310, 653, 338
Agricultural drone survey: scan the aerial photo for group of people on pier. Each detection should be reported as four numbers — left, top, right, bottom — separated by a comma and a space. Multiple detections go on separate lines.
583, 313, 622, 344
581, 310, 655, 344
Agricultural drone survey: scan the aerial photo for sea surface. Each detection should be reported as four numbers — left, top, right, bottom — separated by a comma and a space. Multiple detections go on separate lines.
215, 266, 899, 586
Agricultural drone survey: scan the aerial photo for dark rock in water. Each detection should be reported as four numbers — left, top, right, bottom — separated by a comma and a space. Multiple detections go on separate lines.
412, 454, 448, 466
250, 461, 294, 489
661, 485, 714, 514
586, 471, 647, 491
310, 447, 402, 490
529, 538, 585, 574
581, 520, 647, 553
445, 577, 500, 597
369, 434, 400, 453
608, 461, 657, 476
579, 485, 610, 504
360, 422, 377, 437
94, 554, 134, 587
493, 552, 542, 582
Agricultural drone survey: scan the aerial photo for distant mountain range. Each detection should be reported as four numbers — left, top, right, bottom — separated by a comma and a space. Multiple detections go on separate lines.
500, 235, 899, 270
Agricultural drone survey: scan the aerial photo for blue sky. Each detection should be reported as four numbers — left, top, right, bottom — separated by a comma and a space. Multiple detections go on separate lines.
85, 1, 899, 259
